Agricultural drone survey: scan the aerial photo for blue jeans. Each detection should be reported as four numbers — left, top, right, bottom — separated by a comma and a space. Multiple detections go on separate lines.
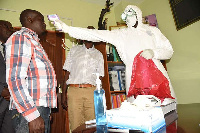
11, 106, 51, 133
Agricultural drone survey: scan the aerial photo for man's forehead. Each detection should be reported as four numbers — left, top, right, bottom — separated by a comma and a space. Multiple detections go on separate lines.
31, 13, 44, 21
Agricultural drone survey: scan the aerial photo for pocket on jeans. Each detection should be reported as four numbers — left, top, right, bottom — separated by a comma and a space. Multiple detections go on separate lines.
11, 109, 29, 133
11, 110, 20, 130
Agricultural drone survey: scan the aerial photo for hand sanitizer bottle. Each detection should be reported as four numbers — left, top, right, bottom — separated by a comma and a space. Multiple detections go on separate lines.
94, 73, 107, 126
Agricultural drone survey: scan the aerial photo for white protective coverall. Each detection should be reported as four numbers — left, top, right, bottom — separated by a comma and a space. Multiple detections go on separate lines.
54, 5, 176, 102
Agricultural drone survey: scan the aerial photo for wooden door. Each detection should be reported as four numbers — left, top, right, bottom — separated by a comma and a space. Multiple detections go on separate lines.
40, 31, 69, 133
94, 42, 112, 109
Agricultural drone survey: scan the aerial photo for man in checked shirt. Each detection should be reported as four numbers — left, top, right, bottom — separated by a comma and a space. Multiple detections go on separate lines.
6, 9, 57, 133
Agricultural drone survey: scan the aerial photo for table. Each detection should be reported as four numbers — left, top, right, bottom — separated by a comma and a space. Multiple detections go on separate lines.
72, 110, 178, 133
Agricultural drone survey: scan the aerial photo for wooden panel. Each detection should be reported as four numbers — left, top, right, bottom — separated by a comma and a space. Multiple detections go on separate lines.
40, 31, 69, 133
95, 42, 112, 109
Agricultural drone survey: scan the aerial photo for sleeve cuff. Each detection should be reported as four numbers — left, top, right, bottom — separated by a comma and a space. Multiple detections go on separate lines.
22, 107, 40, 122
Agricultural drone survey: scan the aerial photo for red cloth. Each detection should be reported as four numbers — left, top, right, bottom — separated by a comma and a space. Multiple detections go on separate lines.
127, 51, 174, 102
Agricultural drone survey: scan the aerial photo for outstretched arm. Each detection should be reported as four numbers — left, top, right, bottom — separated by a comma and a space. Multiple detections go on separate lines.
53, 20, 121, 46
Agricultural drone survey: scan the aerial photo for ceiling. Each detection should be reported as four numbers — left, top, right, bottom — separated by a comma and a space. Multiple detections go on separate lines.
80, 0, 146, 6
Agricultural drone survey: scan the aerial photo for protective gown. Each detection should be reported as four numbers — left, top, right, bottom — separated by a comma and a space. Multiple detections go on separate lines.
61, 5, 176, 102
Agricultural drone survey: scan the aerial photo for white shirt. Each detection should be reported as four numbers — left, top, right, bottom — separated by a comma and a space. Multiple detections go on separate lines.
63, 44, 104, 86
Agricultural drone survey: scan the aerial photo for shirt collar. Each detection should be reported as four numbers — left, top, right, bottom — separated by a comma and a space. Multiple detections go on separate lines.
21, 27, 40, 41
82, 43, 94, 50
0, 41, 5, 47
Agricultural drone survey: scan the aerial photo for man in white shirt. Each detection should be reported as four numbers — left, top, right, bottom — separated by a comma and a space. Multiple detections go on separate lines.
62, 26, 104, 131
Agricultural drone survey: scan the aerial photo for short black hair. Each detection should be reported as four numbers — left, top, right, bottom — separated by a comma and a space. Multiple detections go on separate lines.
0, 20, 10, 26
20, 9, 41, 26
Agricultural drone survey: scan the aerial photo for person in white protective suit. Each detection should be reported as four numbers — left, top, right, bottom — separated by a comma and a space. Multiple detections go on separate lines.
53, 5, 176, 102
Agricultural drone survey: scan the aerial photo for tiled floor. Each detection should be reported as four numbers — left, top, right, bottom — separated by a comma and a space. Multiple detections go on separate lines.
177, 103, 200, 133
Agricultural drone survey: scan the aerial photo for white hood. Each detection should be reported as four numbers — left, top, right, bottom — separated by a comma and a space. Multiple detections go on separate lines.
122, 5, 143, 28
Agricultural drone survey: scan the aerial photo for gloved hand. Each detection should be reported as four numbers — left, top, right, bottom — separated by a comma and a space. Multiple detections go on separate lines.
140, 49, 154, 60
52, 20, 69, 33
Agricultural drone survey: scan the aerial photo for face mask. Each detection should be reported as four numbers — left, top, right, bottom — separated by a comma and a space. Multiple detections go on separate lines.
126, 15, 137, 27
121, 8, 137, 22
